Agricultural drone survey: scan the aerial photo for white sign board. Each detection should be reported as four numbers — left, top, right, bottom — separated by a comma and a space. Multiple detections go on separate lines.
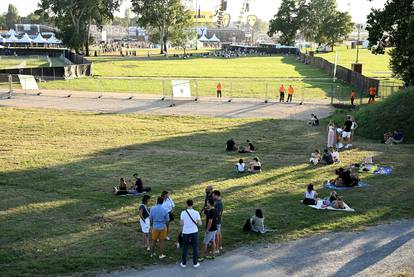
172, 80, 191, 98
101, 30, 107, 42
18, 75, 38, 90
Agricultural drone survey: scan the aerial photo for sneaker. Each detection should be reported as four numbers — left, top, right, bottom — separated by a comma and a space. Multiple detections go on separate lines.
159, 254, 167, 259
146, 247, 150, 251
180, 262, 186, 268
166, 236, 170, 241
193, 263, 201, 268
219, 246, 223, 250
150, 253, 154, 257
214, 250, 220, 254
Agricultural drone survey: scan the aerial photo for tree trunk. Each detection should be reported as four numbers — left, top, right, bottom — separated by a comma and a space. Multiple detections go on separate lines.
159, 28, 164, 54
85, 18, 92, 56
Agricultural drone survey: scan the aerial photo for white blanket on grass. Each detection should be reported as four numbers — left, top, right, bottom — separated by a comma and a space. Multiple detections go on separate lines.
308, 200, 355, 212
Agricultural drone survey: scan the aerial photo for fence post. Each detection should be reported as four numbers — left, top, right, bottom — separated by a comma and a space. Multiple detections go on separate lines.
161, 79, 166, 100
8, 74, 13, 98
265, 81, 268, 103
330, 84, 334, 105
195, 80, 199, 101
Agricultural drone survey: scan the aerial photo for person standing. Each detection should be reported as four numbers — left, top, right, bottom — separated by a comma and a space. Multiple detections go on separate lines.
200, 186, 214, 216
368, 85, 376, 104
279, 84, 285, 102
216, 82, 222, 98
327, 122, 336, 148
138, 195, 151, 251
342, 115, 354, 148
199, 199, 218, 261
180, 199, 202, 268
161, 191, 175, 241
350, 90, 357, 106
149, 197, 169, 259
287, 85, 294, 102
213, 190, 224, 254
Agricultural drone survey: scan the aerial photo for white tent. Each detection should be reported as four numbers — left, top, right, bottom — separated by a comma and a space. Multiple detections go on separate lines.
6, 33, 19, 43
33, 33, 47, 44
18, 33, 32, 44
47, 35, 62, 44
208, 34, 220, 43
0, 34, 4, 44
6, 29, 17, 36
198, 34, 209, 42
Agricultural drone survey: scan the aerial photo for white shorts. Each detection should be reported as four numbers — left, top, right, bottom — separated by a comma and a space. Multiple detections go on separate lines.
310, 158, 319, 165
139, 218, 150, 233
342, 131, 351, 138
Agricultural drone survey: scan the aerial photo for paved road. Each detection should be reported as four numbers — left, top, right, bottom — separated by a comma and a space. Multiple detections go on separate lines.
99, 220, 414, 277
0, 90, 333, 120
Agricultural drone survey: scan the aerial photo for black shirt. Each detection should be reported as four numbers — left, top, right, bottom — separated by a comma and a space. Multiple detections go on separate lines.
139, 204, 150, 219
344, 120, 353, 132
339, 170, 353, 185
226, 139, 236, 151
206, 208, 218, 231
248, 143, 255, 151
135, 178, 144, 193
323, 153, 334, 164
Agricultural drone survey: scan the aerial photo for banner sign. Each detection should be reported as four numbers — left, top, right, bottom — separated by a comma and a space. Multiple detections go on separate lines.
18, 75, 38, 90
172, 80, 191, 98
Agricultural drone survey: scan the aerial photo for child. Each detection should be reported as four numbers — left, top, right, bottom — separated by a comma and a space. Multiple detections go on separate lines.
331, 147, 340, 163
236, 159, 245, 173
350, 90, 357, 106
309, 149, 321, 165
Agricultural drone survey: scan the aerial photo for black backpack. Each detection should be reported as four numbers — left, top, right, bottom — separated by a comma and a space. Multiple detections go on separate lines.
243, 218, 252, 232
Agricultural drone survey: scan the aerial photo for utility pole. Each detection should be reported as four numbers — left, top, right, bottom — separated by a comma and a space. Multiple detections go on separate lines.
356, 23, 362, 64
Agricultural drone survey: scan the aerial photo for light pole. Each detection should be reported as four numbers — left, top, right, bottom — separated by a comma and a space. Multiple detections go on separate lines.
356, 23, 363, 64
195, 0, 198, 50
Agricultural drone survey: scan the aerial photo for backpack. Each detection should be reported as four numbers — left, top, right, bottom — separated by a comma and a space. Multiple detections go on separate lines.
243, 218, 252, 232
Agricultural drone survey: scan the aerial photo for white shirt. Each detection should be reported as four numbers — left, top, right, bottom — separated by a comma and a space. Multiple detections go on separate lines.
236, 162, 245, 172
162, 197, 175, 212
332, 151, 340, 161
305, 190, 316, 199
180, 208, 201, 234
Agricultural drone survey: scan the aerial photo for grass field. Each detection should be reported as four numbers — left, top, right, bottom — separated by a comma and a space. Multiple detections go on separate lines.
314, 46, 393, 78
1, 107, 413, 276
39, 55, 352, 101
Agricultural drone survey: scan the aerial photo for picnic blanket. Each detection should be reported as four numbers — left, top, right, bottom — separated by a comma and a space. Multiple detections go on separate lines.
324, 181, 368, 190
373, 166, 393, 175
308, 200, 355, 212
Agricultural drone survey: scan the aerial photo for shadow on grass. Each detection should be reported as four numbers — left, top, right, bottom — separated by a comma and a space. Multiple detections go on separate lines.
0, 116, 413, 276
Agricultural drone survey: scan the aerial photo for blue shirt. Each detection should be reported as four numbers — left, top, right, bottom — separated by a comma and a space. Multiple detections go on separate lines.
150, 204, 169, 230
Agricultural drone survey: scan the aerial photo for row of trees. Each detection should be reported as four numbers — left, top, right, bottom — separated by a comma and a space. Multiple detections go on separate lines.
268, 0, 353, 49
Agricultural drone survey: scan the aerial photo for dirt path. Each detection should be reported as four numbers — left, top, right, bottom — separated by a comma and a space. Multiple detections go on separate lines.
99, 220, 414, 277
0, 90, 333, 120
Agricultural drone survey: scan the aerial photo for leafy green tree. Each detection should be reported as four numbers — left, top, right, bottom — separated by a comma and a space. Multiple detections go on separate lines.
131, 0, 193, 54
38, 0, 121, 53
302, 0, 353, 49
366, 0, 414, 86
0, 15, 7, 30
268, 0, 307, 45
6, 4, 20, 30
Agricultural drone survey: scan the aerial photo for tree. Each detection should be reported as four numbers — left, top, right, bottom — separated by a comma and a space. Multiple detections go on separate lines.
38, 0, 121, 53
302, 0, 353, 49
131, 0, 193, 54
366, 0, 414, 86
0, 15, 7, 30
6, 4, 20, 30
268, 0, 307, 45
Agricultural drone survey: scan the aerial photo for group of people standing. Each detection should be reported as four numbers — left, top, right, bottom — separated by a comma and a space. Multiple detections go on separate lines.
136, 185, 225, 268
278, 84, 295, 103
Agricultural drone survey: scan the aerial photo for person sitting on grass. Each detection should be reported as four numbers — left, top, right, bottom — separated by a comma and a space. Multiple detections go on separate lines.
320, 148, 334, 165
331, 147, 340, 163
226, 138, 237, 151
384, 130, 404, 144
332, 196, 346, 209
236, 159, 245, 173
238, 140, 255, 153
333, 168, 359, 187
309, 149, 321, 165
113, 178, 129, 195
308, 114, 320, 126
303, 184, 318, 205
323, 191, 337, 206
132, 173, 151, 193
248, 157, 262, 173
250, 209, 265, 234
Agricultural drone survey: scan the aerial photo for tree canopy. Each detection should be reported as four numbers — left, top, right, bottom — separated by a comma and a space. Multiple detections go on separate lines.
38, 0, 121, 53
131, 0, 193, 54
366, 0, 414, 86
6, 4, 20, 30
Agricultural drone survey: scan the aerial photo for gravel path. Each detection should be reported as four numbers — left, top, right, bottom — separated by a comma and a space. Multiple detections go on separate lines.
99, 220, 414, 277
0, 90, 333, 120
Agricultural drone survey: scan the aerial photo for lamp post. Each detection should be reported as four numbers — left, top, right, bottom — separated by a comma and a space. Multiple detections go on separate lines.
351, 23, 363, 74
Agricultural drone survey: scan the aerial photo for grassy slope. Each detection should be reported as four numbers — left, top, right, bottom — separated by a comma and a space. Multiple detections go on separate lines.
329, 88, 414, 143
39, 56, 350, 100
0, 108, 413, 276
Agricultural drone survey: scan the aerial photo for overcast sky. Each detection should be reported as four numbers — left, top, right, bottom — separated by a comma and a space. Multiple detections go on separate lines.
0, 0, 387, 23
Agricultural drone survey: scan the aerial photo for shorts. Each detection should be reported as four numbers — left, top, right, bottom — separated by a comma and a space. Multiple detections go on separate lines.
139, 218, 150, 233
152, 228, 167, 241
342, 131, 351, 138
203, 231, 217, 244
216, 224, 221, 234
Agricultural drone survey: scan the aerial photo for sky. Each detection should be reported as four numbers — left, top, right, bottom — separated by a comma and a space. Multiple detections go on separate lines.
0, 0, 387, 24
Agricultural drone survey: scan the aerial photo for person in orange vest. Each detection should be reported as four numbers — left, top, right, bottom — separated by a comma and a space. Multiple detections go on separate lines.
279, 84, 285, 102
350, 89, 357, 106
368, 85, 376, 104
216, 82, 222, 98
287, 85, 294, 103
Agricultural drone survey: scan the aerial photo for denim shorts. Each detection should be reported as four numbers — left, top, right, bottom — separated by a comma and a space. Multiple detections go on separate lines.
203, 231, 217, 244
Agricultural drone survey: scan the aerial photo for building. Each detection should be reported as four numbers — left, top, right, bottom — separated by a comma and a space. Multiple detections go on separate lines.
14, 24, 57, 37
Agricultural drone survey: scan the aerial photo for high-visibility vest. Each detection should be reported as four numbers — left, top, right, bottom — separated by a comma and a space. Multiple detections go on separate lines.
369, 87, 376, 96
279, 86, 285, 93
217, 83, 222, 91
288, 86, 294, 95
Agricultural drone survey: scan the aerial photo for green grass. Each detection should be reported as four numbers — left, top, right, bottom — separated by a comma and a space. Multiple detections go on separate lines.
0, 56, 71, 69
39, 55, 351, 100
1, 108, 413, 276
330, 88, 414, 143
314, 46, 393, 78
